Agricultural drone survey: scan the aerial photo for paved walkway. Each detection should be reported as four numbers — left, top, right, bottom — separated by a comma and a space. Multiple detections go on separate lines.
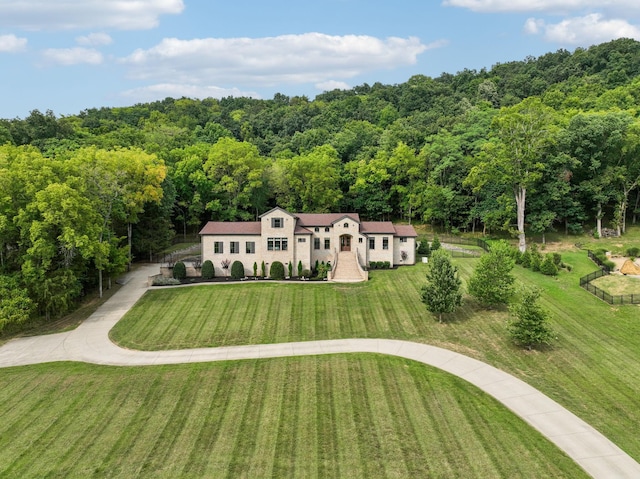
0, 265, 638, 478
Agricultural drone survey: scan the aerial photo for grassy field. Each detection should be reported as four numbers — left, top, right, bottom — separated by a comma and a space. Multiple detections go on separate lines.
592, 273, 640, 295
111, 252, 640, 464
0, 356, 587, 478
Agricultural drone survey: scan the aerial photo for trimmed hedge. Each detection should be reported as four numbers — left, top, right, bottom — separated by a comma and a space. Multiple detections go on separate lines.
270, 261, 285, 280
201, 260, 215, 279
231, 260, 245, 279
172, 261, 186, 280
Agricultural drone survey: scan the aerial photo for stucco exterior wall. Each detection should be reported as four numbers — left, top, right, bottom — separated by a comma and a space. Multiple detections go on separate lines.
202, 233, 262, 277
393, 237, 416, 265
366, 234, 395, 267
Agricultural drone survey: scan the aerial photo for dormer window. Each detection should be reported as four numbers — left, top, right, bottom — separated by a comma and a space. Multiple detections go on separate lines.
272, 217, 283, 228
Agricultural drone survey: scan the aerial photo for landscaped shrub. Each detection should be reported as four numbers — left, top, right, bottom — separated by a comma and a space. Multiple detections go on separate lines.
552, 252, 562, 266
152, 276, 181, 286
301, 269, 311, 278
625, 246, 640, 257
383, 261, 390, 269
270, 261, 285, 280
172, 261, 187, 280
288, 262, 293, 278
520, 250, 531, 268
539, 254, 558, 276
417, 239, 431, 256
253, 261, 258, 277
315, 262, 329, 279
431, 235, 441, 251
201, 260, 215, 279
529, 244, 542, 272
261, 261, 266, 277
231, 260, 245, 279
297, 260, 303, 277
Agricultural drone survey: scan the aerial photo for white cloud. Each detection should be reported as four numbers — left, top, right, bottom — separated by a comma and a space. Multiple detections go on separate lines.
121, 33, 433, 87
316, 80, 352, 92
0, 0, 184, 31
443, 1, 640, 13
524, 18, 545, 34
120, 83, 261, 102
42, 47, 103, 66
0, 34, 27, 52
76, 33, 113, 46
525, 14, 640, 44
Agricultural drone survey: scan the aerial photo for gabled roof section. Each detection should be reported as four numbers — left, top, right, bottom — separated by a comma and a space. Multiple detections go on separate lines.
294, 225, 313, 235
360, 221, 397, 234
199, 222, 261, 235
259, 206, 296, 219
296, 212, 361, 227
393, 224, 418, 238
330, 214, 361, 225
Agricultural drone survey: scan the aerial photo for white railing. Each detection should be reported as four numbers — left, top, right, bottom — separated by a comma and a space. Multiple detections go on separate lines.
355, 250, 369, 281
327, 247, 339, 281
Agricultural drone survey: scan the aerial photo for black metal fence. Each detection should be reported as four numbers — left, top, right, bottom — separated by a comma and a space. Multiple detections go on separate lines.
424, 235, 490, 258
580, 250, 640, 305
587, 249, 612, 273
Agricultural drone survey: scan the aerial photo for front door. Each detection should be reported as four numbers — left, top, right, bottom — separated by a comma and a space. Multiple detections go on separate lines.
340, 235, 351, 252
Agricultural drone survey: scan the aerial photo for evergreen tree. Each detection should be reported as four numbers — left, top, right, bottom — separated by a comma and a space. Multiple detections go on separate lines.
508, 287, 555, 350
431, 235, 441, 251
420, 249, 463, 323
468, 240, 516, 308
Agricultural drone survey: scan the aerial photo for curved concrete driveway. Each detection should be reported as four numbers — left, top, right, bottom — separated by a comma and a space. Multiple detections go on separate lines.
0, 265, 638, 479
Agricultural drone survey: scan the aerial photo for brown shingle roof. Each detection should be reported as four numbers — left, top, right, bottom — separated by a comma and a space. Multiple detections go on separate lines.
199, 222, 261, 235
360, 221, 397, 234
393, 224, 418, 238
296, 213, 360, 226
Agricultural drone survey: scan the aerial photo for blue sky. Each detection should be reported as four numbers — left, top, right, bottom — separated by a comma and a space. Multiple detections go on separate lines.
1, 0, 639, 119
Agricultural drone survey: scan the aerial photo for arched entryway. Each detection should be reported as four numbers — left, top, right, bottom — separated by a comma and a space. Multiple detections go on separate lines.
340, 234, 352, 252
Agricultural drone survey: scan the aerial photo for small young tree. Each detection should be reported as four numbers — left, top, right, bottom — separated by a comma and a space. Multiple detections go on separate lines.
173, 261, 187, 280
261, 260, 266, 278
253, 261, 258, 277
288, 261, 293, 278
231, 260, 245, 279
420, 249, 463, 323
468, 240, 515, 308
431, 235, 441, 251
508, 287, 555, 350
417, 238, 431, 256
297, 260, 303, 277
201, 260, 215, 279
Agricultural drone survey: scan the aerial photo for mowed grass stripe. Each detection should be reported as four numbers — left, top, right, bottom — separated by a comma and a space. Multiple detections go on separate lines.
360, 358, 411, 478
0, 357, 588, 478
182, 363, 237, 476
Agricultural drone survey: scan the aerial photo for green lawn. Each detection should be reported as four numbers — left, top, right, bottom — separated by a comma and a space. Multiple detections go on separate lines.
111, 253, 640, 463
0, 356, 586, 478
592, 273, 640, 295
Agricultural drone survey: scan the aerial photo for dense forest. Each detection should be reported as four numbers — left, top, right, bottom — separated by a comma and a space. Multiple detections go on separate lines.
2, 38, 640, 327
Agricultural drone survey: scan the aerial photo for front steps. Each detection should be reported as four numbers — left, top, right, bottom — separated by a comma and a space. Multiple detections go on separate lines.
331, 251, 366, 282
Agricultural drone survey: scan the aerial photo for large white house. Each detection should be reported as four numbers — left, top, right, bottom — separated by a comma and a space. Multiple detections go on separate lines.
199, 207, 417, 281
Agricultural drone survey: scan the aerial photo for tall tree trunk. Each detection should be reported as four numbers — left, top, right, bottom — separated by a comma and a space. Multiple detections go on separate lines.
634, 190, 640, 224
596, 202, 603, 238
515, 187, 527, 252
98, 269, 103, 299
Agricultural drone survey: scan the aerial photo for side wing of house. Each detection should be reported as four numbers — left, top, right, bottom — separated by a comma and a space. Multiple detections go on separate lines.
393, 225, 417, 265
200, 222, 262, 277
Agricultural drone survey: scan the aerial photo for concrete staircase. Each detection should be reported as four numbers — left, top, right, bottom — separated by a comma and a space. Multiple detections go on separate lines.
331, 251, 366, 282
